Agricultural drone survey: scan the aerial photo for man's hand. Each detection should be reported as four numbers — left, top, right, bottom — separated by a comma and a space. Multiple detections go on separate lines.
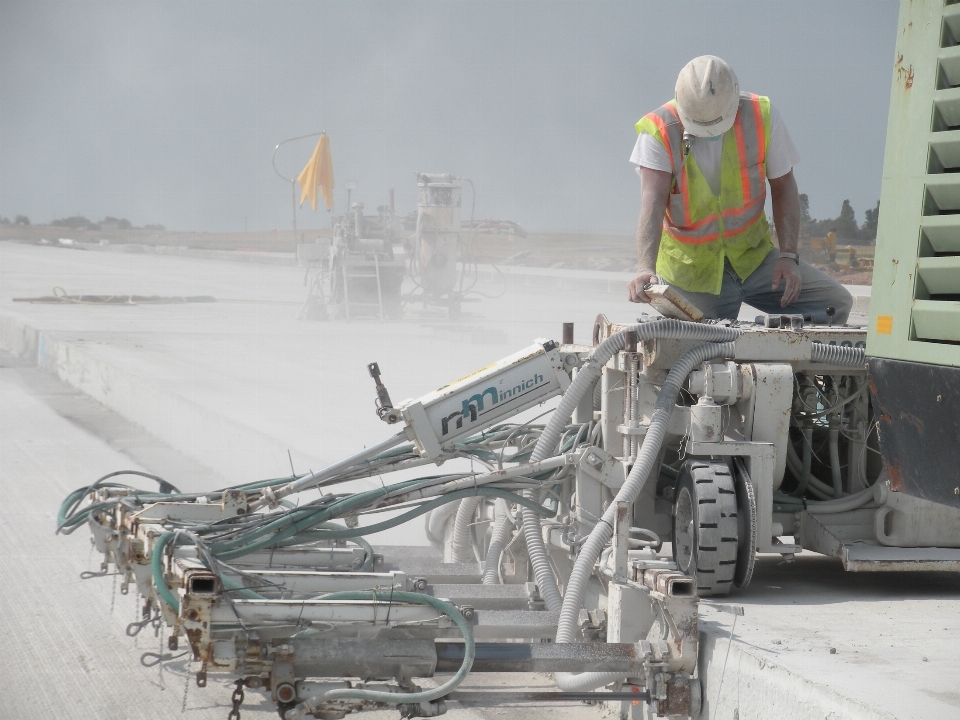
628, 269, 659, 303
772, 258, 802, 307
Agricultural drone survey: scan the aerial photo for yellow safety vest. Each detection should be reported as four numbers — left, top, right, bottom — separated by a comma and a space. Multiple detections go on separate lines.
636, 94, 774, 295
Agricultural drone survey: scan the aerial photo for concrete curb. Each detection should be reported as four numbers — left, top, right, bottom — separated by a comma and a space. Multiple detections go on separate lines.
0, 311, 323, 483
698, 629, 896, 720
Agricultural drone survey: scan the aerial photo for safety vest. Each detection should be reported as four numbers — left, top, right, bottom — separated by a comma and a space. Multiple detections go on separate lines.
636, 93, 773, 295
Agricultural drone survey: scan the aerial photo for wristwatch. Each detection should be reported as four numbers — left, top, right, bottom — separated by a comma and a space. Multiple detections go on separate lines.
779, 251, 800, 264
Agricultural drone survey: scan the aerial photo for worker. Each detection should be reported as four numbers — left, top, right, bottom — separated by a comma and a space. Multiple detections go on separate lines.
826, 227, 838, 263
627, 56, 852, 324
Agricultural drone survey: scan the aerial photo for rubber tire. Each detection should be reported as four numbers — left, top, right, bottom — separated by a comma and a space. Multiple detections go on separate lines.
732, 457, 757, 589
673, 459, 739, 597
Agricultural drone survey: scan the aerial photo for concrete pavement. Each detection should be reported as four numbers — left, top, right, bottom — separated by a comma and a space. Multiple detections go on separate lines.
3, 239, 956, 720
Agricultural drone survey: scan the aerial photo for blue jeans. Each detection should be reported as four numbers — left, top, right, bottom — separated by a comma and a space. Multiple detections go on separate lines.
668, 249, 853, 324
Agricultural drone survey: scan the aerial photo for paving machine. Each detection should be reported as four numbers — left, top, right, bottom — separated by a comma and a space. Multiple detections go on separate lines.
298, 174, 484, 321
298, 195, 407, 321
409, 173, 478, 319
57, 2, 960, 718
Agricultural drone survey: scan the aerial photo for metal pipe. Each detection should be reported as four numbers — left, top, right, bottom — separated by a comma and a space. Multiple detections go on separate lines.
445, 690, 651, 704
436, 642, 644, 673
253, 432, 407, 509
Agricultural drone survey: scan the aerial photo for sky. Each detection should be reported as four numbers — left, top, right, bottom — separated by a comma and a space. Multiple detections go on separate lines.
0, 1, 900, 235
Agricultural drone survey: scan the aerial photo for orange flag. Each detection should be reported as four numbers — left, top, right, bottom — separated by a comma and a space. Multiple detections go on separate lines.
297, 134, 334, 211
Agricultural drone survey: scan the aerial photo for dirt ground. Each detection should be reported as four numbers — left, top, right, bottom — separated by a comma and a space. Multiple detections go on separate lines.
0, 224, 873, 286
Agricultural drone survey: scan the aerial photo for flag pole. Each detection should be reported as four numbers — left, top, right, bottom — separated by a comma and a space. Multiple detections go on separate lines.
272, 131, 324, 244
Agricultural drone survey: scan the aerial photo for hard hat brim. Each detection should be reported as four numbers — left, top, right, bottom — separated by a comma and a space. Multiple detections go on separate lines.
676, 91, 740, 138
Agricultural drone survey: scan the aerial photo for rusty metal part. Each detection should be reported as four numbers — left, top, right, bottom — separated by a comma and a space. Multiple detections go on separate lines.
869, 357, 960, 508
228, 679, 244, 720
275, 683, 297, 704
656, 675, 692, 717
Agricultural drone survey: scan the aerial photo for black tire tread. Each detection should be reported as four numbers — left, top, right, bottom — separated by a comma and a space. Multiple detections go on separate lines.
676, 459, 739, 597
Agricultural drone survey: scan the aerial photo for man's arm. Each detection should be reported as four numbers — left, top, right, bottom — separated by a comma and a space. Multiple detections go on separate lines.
769, 170, 802, 307
628, 166, 672, 303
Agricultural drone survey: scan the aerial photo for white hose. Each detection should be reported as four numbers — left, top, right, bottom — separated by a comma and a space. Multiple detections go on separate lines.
811, 343, 866, 366
828, 424, 843, 498
451, 497, 483, 564
553, 340, 737, 692
806, 484, 877, 513
424, 501, 458, 549
482, 499, 514, 584
786, 440, 841, 500
522, 319, 742, 614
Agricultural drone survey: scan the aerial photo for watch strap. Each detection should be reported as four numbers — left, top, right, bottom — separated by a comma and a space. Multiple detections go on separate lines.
779, 251, 800, 264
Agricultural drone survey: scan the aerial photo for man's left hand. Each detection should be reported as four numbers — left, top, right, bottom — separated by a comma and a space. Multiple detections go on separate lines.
772, 258, 802, 307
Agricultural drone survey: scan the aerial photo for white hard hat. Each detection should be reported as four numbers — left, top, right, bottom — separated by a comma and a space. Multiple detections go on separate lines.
675, 56, 740, 137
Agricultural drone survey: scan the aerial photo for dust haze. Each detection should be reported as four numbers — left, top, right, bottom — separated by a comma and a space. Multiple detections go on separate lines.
1, 1, 898, 233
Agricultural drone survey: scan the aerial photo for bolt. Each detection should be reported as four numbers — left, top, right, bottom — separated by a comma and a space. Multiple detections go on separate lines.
276, 683, 297, 703
459, 605, 475, 621
412, 577, 428, 592
937, 395, 942, 402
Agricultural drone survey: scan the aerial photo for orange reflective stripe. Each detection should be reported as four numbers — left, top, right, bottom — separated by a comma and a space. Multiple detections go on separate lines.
721, 195, 765, 220
644, 112, 675, 171
718, 212, 765, 238
734, 115, 752, 203
753, 101, 767, 165
674, 211, 721, 231
680, 163, 691, 220
662, 104, 694, 219
664, 223, 720, 245
752, 95, 765, 166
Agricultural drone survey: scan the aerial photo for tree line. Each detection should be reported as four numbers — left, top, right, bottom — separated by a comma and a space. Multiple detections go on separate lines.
799, 195, 880, 245
0, 215, 165, 232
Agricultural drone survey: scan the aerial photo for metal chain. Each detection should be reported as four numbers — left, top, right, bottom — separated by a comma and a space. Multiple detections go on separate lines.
133, 593, 140, 648
181, 661, 190, 713
227, 679, 244, 720
157, 632, 166, 690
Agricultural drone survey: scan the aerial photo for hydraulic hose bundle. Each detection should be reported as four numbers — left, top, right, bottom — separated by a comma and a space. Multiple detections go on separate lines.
59, 316, 875, 711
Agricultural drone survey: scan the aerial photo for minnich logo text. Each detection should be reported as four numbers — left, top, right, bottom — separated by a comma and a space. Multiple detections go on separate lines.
440, 373, 545, 436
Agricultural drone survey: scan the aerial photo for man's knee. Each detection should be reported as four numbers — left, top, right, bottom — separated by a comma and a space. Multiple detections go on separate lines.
830, 283, 853, 324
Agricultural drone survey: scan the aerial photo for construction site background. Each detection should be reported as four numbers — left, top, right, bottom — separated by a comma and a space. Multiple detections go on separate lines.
0, 222, 874, 287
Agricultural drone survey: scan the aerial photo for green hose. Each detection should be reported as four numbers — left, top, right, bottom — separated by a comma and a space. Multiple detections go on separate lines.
270, 488, 552, 542
151, 532, 181, 614
213, 486, 549, 560
210, 479, 426, 555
